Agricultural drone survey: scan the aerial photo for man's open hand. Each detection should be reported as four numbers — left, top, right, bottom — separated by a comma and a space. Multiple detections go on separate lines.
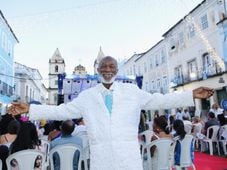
7, 102, 29, 116
193, 87, 214, 99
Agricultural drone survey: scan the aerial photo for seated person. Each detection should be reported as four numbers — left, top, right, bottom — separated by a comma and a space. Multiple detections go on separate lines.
148, 116, 172, 170
202, 112, 219, 138
150, 116, 171, 156
50, 120, 83, 170
172, 119, 194, 166
9, 121, 42, 170
191, 116, 203, 137
0, 120, 20, 147
0, 145, 9, 170
48, 121, 62, 141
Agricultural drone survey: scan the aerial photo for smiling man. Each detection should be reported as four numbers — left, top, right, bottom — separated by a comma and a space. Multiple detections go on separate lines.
8, 56, 213, 170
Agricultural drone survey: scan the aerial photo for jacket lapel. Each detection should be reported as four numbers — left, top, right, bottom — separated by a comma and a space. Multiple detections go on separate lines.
93, 84, 111, 117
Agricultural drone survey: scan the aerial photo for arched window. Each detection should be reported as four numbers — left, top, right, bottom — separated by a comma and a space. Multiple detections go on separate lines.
55, 65, 58, 72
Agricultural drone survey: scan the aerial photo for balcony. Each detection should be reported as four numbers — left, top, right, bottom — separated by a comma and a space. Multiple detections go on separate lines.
172, 66, 225, 87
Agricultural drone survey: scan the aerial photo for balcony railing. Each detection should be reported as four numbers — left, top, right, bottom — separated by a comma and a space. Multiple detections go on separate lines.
172, 65, 224, 86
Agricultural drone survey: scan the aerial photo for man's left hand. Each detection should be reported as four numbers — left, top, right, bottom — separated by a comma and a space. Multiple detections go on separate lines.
193, 87, 214, 99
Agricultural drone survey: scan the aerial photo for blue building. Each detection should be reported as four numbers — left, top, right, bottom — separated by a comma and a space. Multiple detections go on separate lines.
0, 10, 19, 103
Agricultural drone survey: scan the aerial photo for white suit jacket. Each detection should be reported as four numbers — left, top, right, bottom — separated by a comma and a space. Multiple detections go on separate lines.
29, 82, 194, 170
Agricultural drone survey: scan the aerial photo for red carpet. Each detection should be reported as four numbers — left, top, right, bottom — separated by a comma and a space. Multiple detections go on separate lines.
193, 151, 227, 170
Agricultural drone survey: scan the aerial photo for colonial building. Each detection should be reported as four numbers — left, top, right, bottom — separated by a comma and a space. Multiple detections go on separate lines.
124, 0, 227, 116
14, 62, 48, 104
162, 0, 227, 114
48, 48, 65, 105
0, 11, 19, 103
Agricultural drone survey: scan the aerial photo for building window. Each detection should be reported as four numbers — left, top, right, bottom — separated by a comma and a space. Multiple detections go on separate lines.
54, 93, 58, 103
9, 86, 13, 96
188, 59, 197, 80
26, 85, 28, 98
161, 50, 166, 64
163, 76, 168, 88
157, 79, 161, 88
188, 24, 195, 38
55, 65, 59, 72
2, 82, 7, 95
150, 57, 153, 69
201, 14, 209, 30
155, 55, 159, 66
133, 65, 136, 75
151, 81, 155, 90
33, 90, 35, 99
144, 62, 147, 73
174, 65, 183, 84
202, 53, 215, 76
169, 38, 176, 51
178, 32, 184, 47
138, 66, 141, 75
30, 89, 32, 101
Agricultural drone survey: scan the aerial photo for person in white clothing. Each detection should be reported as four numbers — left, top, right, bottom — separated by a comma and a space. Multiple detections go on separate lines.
182, 109, 191, 121
175, 108, 183, 120
209, 103, 223, 118
7, 56, 214, 170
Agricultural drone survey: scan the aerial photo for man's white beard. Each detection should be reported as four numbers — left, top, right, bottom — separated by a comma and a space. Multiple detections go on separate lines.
100, 75, 116, 84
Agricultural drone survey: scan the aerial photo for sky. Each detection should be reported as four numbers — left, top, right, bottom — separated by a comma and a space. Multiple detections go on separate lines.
0, 0, 203, 86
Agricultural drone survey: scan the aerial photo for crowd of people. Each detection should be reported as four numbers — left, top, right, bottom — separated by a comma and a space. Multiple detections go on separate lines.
0, 104, 226, 169
138, 103, 227, 168
0, 114, 89, 170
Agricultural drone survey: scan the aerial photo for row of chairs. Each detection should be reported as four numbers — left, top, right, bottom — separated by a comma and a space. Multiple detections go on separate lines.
5, 143, 89, 170
141, 135, 195, 170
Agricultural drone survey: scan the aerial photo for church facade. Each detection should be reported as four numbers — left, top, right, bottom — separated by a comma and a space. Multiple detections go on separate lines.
48, 48, 65, 105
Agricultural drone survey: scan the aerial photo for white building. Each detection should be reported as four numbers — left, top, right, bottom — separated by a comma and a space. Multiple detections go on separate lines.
124, 53, 143, 76
162, 0, 227, 114
124, 0, 227, 115
48, 48, 65, 105
14, 62, 48, 104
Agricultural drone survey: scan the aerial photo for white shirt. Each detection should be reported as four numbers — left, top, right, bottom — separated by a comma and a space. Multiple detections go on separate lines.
209, 108, 223, 118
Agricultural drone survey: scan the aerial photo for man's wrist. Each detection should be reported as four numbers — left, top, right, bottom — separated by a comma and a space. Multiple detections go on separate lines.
192, 89, 196, 99
25, 103, 30, 114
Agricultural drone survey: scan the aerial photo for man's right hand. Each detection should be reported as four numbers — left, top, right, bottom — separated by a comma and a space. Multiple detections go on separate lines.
7, 102, 29, 116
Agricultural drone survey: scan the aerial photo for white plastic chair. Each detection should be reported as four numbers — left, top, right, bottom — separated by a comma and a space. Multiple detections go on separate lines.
174, 135, 195, 170
201, 125, 220, 155
74, 131, 90, 169
184, 124, 192, 134
82, 146, 90, 170
6, 149, 46, 170
40, 139, 50, 167
49, 144, 83, 170
219, 125, 227, 156
142, 138, 173, 170
139, 130, 153, 144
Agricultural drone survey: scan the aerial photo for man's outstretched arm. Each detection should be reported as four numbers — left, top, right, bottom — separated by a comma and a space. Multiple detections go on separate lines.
7, 95, 85, 120
142, 87, 214, 110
